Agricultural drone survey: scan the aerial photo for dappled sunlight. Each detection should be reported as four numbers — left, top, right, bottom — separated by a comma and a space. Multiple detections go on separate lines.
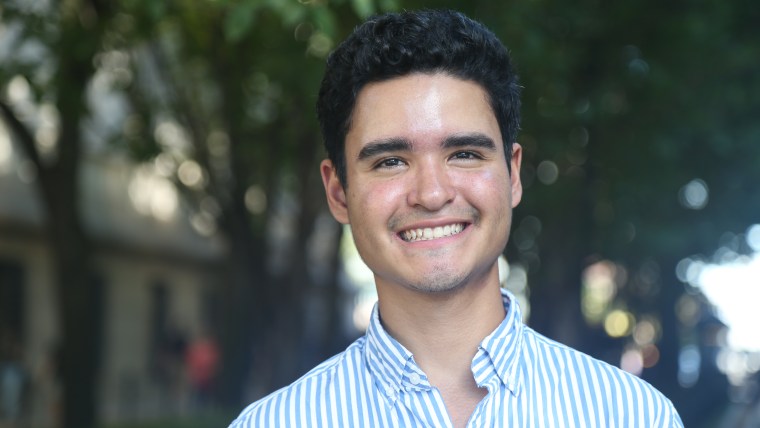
7, 75, 30, 104
154, 119, 192, 155
679, 225, 760, 352
699, 253, 760, 351
581, 260, 669, 376
244, 185, 267, 215
127, 164, 179, 222
676, 224, 760, 387
581, 260, 624, 325
177, 160, 205, 189
34, 103, 59, 157
0, 122, 13, 173
341, 226, 376, 332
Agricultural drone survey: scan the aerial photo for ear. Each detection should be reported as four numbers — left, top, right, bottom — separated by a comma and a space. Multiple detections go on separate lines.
321, 159, 349, 224
509, 143, 523, 208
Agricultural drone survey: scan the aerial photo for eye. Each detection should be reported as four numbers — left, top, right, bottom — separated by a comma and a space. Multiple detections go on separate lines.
450, 151, 483, 160
375, 157, 406, 169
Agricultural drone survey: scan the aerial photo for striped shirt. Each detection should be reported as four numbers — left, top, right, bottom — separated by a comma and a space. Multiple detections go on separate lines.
230, 289, 683, 427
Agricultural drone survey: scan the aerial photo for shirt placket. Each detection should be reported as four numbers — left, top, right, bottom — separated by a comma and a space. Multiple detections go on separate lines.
398, 366, 455, 428
466, 374, 502, 427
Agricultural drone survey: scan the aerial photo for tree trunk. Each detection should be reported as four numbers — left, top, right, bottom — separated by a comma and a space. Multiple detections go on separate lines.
216, 214, 264, 408
1, 78, 99, 428
52, 219, 98, 428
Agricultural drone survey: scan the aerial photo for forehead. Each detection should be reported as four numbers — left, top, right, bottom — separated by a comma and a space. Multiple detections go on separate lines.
345, 73, 502, 155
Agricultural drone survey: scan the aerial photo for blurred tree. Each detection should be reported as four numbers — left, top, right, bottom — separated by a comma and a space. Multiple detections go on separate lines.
0, 0, 389, 422
396, 0, 759, 425
0, 1, 117, 427
2, 0, 758, 426
115, 0, 398, 409
465, 0, 760, 425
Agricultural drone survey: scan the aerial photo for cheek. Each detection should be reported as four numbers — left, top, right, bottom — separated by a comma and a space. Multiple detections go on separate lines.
347, 178, 406, 224
461, 169, 510, 202
365, 176, 407, 201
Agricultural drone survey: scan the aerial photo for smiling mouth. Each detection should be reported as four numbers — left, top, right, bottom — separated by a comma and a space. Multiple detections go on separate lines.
400, 223, 466, 242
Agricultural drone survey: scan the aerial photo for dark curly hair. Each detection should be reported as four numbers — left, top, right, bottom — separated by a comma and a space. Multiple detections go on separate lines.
317, 9, 521, 187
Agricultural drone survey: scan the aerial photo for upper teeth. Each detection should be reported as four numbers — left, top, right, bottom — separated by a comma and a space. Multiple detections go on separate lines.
402, 223, 464, 242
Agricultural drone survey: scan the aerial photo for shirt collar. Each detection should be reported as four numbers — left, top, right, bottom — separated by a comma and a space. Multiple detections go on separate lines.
478, 288, 525, 395
364, 303, 415, 402
364, 288, 525, 398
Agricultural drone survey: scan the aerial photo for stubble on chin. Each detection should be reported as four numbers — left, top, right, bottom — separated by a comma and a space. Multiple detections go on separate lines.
401, 263, 471, 295
388, 209, 491, 294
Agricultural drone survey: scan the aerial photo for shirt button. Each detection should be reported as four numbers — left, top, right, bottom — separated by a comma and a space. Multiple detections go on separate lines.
385, 385, 395, 397
409, 373, 421, 385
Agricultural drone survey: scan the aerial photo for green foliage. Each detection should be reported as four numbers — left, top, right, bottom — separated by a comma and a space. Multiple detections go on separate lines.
311, 5, 339, 38
3, 0, 756, 424
351, 0, 376, 18
224, 1, 261, 42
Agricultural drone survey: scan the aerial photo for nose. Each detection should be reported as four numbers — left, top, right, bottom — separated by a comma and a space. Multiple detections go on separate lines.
407, 161, 456, 211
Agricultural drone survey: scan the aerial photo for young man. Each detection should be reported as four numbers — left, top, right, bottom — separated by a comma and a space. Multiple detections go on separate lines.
230, 10, 683, 427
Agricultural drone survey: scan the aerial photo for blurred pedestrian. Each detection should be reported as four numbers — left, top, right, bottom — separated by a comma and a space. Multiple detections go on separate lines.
0, 327, 25, 428
185, 330, 219, 409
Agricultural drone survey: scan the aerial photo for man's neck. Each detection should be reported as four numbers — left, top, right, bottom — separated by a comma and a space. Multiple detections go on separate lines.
375, 270, 505, 427
375, 269, 506, 385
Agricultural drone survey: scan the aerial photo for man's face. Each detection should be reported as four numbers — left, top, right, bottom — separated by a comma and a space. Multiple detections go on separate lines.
321, 73, 522, 295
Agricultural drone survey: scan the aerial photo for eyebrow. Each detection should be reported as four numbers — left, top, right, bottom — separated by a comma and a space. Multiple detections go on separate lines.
356, 133, 497, 161
442, 133, 498, 151
357, 138, 412, 160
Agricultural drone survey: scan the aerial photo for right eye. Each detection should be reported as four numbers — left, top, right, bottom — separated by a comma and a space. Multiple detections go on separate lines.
375, 157, 406, 169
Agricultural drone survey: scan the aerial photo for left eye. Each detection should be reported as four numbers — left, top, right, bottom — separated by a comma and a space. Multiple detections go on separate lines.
451, 151, 480, 160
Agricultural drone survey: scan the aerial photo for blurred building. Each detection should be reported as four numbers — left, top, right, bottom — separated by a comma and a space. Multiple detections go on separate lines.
0, 149, 224, 425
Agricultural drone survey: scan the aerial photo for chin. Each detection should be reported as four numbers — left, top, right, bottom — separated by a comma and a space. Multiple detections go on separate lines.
404, 269, 470, 294
405, 259, 501, 295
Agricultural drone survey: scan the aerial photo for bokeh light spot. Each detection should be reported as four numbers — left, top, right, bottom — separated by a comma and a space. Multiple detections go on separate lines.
0, 123, 13, 173
676, 294, 701, 327
621, 348, 643, 375
128, 165, 179, 221
536, 160, 559, 185
7, 75, 31, 102
245, 185, 267, 215
604, 309, 634, 338
177, 160, 204, 189
633, 318, 659, 346
582, 261, 620, 324
747, 224, 760, 252
678, 345, 701, 388
678, 178, 709, 210
641, 344, 660, 368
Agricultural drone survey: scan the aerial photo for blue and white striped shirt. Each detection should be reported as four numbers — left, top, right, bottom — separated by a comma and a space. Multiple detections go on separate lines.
230, 289, 683, 427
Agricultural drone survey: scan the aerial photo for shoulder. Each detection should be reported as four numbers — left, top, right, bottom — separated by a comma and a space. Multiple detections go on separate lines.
228, 336, 368, 428
520, 327, 683, 427
522, 325, 650, 389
